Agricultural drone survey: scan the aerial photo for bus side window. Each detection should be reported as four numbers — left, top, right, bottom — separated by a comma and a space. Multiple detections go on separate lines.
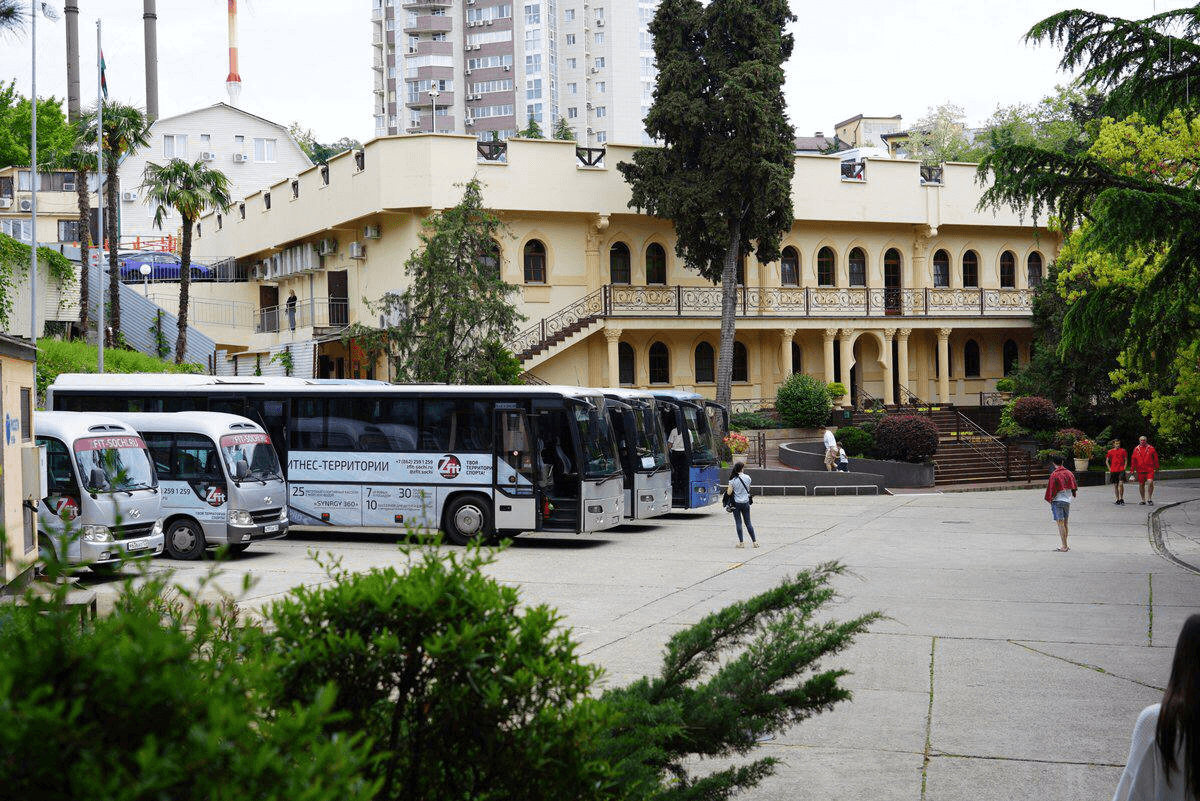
38, 437, 77, 494
143, 432, 175, 478
451, 401, 492, 452
421, 400, 453, 451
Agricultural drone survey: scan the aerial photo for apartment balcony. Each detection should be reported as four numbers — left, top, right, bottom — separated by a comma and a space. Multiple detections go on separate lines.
403, 0, 451, 8
406, 91, 456, 108
403, 15, 453, 34
409, 39, 453, 57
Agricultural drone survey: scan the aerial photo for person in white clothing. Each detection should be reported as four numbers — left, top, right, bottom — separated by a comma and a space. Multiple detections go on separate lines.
823, 426, 838, 471
837, 442, 849, 472
1112, 613, 1200, 801
725, 462, 757, 548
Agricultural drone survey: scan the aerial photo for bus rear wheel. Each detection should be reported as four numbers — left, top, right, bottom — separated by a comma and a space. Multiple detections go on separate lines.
443, 495, 494, 546
165, 519, 207, 560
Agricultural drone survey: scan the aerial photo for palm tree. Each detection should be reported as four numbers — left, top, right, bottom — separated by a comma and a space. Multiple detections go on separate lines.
80, 102, 152, 345
56, 144, 96, 335
142, 158, 232, 363
0, 1, 24, 33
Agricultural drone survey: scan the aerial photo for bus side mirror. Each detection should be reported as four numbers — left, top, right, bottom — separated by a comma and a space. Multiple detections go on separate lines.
88, 467, 108, 491
235, 459, 250, 480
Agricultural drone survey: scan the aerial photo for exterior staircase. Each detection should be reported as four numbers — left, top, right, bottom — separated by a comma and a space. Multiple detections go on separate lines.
87, 266, 217, 367
508, 288, 606, 369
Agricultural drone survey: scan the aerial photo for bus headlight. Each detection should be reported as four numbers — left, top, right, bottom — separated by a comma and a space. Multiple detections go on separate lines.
278, 507, 289, 521
229, 510, 254, 526
82, 525, 113, 542
152, 519, 164, 537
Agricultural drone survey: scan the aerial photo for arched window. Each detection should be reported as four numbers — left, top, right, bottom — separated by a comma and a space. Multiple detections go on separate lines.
694, 342, 715, 384
780, 246, 799, 286
523, 239, 546, 283
609, 242, 631, 284
732, 341, 748, 382
648, 342, 670, 384
962, 250, 979, 288
646, 243, 667, 285
791, 341, 802, 374
1027, 252, 1044, 287
1003, 339, 1019, 375
817, 247, 836, 287
618, 342, 635, 385
481, 239, 501, 278
933, 249, 950, 287
1000, 251, 1016, 288
848, 247, 867, 287
964, 339, 981, 378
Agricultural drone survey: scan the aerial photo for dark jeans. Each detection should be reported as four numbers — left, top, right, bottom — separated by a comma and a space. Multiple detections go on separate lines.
732, 502, 756, 542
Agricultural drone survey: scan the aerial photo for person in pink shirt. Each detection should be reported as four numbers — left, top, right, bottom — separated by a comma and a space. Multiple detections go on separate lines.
1131, 435, 1160, 506
1044, 454, 1078, 552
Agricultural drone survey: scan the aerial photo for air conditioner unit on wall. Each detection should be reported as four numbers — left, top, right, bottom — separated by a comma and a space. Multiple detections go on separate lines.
485, 19, 493, 25
62, 181, 76, 191
503, 65, 510, 71
349, 242, 366, 259
316, 238, 337, 256
199, 151, 216, 162
121, 190, 138, 202
0, 197, 11, 209
363, 224, 382, 239
19, 199, 32, 212
596, 18, 604, 26
465, 68, 472, 75
232, 152, 248, 163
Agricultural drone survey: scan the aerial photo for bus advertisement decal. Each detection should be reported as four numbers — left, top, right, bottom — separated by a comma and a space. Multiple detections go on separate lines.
288, 483, 434, 528
286, 451, 492, 484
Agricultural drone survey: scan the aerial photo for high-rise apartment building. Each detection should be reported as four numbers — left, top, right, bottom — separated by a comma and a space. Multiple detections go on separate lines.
371, 0, 659, 145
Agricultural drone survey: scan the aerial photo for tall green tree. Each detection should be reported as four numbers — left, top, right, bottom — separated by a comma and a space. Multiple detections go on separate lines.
142, 157, 233, 363
518, 115, 545, 139
899, 102, 987, 165
286, 122, 359, 164
55, 144, 96, 333
618, 0, 795, 414
392, 178, 524, 383
0, 80, 76, 169
980, 3, 1200, 380
553, 117, 575, 141
80, 102, 152, 344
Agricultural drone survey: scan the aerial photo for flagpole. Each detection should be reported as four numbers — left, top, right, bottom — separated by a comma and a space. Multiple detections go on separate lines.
30, 2, 39, 348
96, 18, 105, 373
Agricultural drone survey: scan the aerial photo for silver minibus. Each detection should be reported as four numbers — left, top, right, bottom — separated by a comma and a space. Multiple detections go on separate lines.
107, 412, 289, 559
602, 389, 672, 520
34, 411, 165, 573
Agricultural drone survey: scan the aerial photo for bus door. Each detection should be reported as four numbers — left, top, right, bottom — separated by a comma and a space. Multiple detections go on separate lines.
493, 405, 537, 533
532, 403, 580, 531
242, 397, 289, 466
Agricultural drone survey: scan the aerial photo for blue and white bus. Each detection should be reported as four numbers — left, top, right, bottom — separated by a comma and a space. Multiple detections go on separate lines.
651, 390, 725, 509
48, 375, 626, 545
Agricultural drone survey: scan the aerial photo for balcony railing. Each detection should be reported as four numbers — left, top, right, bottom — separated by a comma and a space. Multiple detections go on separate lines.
255, 298, 350, 334
148, 295, 257, 328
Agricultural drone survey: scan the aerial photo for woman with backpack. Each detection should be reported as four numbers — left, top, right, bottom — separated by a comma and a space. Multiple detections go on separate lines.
724, 462, 758, 548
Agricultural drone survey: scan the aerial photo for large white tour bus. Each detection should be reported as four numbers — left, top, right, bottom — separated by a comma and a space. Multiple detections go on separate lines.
48, 375, 626, 545
34, 411, 165, 573
104, 412, 288, 559
651, 390, 726, 509
601, 389, 672, 520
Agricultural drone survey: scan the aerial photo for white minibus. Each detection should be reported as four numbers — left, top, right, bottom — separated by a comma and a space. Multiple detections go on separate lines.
106, 412, 289, 559
34, 411, 165, 573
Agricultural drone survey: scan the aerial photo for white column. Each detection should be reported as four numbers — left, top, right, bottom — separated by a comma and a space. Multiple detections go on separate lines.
937, 327, 952, 404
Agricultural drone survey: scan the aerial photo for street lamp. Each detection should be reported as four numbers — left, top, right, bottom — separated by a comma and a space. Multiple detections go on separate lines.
428, 88, 440, 134
140, 263, 152, 297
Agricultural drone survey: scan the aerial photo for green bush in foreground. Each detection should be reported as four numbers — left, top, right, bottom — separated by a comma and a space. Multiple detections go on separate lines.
835, 425, 874, 458
776, 373, 832, 428
873, 414, 939, 463
730, 411, 777, 431
36, 337, 204, 399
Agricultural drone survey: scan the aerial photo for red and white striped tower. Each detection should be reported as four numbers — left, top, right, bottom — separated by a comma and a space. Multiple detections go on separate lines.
225, 0, 242, 106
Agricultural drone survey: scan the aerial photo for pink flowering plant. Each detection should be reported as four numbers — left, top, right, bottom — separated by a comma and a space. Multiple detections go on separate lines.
723, 432, 750, 453
1072, 438, 1094, 459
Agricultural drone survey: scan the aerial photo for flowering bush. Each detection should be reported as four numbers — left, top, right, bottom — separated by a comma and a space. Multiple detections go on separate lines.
1054, 428, 1089, 450
873, 414, 939, 463
1010, 395, 1058, 430
1072, 438, 1095, 459
723, 432, 750, 453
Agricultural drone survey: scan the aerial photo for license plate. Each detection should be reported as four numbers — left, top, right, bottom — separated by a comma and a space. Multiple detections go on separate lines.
264, 524, 279, 533
127, 539, 149, 552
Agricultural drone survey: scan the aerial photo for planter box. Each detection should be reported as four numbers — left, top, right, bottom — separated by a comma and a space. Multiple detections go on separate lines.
779, 442, 935, 488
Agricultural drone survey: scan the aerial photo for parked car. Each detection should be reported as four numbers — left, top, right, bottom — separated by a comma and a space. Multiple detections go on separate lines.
118, 251, 213, 282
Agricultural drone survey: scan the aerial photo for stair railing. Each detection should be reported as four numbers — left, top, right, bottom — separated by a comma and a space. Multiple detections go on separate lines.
855, 386, 886, 412
897, 382, 935, 415
950, 409, 1031, 481
507, 287, 607, 359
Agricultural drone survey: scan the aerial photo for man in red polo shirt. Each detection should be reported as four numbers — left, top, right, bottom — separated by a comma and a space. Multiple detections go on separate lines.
1105, 439, 1128, 505
1045, 454, 1078, 552
1131, 435, 1160, 505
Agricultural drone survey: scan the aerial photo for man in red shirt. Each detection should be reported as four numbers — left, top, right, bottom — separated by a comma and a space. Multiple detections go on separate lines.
1105, 439, 1128, 505
1131, 435, 1160, 505
1045, 454, 1078, 551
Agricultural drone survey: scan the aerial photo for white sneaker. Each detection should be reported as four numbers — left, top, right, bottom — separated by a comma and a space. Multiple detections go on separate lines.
735, 542, 745, 548
753, 542, 760, 548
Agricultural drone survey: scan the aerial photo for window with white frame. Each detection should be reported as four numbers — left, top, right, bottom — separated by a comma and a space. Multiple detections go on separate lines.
596, 131, 607, 142
524, 2, 540, 24
253, 138, 277, 163
566, 33, 576, 45
594, 106, 606, 117
567, 107, 577, 118
163, 134, 187, 158
566, 57, 576, 69
594, 56, 605, 68
595, 32, 604, 44
596, 81, 605, 93
564, 8, 575, 20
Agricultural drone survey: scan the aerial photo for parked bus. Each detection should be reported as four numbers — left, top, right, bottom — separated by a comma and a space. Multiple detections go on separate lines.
650, 390, 725, 509
104, 412, 288, 560
34, 411, 165, 573
48, 375, 626, 544
602, 389, 672, 520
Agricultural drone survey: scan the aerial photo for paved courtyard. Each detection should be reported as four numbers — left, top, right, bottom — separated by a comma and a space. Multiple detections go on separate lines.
80, 479, 1200, 801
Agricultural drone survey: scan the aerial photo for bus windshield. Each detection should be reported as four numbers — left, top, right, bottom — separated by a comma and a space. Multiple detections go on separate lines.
220, 432, 283, 480
573, 400, 621, 479
681, 404, 718, 465
73, 435, 157, 492
633, 402, 669, 471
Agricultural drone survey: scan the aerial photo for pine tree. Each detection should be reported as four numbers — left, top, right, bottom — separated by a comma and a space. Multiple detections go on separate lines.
618, 0, 795, 418
518, 115, 545, 139
553, 117, 576, 141
980, 3, 1200, 377
393, 178, 524, 384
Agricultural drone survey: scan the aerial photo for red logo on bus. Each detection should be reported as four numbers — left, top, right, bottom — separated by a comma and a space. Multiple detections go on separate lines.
438, 454, 461, 479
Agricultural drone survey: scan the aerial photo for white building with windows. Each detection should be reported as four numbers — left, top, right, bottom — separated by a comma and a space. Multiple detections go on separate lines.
117, 103, 311, 244
373, 0, 659, 145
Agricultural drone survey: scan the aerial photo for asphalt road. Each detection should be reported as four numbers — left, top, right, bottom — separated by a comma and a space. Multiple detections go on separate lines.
73, 479, 1200, 801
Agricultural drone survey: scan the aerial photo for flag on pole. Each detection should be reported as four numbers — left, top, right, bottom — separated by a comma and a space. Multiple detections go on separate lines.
100, 51, 108, 98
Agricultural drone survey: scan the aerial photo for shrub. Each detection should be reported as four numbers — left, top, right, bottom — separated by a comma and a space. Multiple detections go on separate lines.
826, 381, 847, 397
1010, 395, 1058, 430
835, 425, 874, 458
873, 414, 939, 462
36, 337, 204, 400
1035, 448, 1065, 464
1053, 427, 1088, 450
724, 431, 750, 453
730, 411, 777, 431
776, 373, 832, 428
1072, 438, 1095, 459
996, 401, 1028, 438
995, 377, 1015, 392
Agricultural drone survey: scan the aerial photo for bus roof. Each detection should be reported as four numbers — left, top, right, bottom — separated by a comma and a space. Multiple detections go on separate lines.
102, 411, 267, 440
601, 388, 659, 402
34, 411, 143, 442
48, 373, 608, 400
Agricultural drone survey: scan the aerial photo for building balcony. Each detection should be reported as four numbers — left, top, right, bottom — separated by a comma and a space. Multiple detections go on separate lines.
403, 16, 453, 34
407, 91, 455, 108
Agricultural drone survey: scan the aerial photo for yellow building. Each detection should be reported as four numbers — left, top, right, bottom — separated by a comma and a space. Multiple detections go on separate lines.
0, 335, 39, 592
190, 134, 1055, 407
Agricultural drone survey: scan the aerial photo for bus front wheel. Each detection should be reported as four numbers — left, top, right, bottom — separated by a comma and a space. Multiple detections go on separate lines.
165, 519, 207, 560
443, 495, 494, 546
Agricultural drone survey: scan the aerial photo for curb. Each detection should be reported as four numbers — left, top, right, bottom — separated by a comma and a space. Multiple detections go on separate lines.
1148, 500, 1200, 576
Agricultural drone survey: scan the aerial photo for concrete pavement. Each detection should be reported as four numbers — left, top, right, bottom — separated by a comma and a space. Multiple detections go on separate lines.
73, 478, 1200, 800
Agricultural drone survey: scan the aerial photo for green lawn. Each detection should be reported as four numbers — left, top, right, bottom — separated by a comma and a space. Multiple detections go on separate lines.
36, 337, 204, 403
1160, 455, 1200, 470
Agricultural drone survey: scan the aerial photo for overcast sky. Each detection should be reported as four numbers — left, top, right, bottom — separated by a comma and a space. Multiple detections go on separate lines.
0, 1, 1191, 144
